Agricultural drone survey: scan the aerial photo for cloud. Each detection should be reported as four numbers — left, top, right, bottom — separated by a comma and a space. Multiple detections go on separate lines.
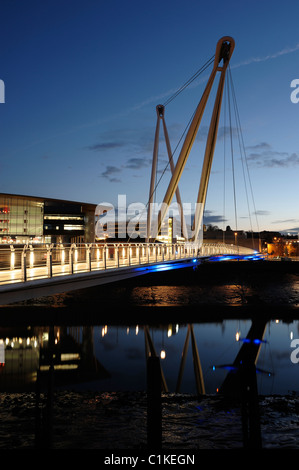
124, 158, 151, 170
271, 219, 299, 234
100, 156, 152, 183
262, 152, 299, 168
246, 142, 272, 151
246, 142, 299, 168
100, 165, 122, 183
286, 227, 299, 233
253, 210, 271, 216
272, 218, 299, 224
279, 226, 299, 234
196, 125, 238, 142
87, 125, 157, 158
87, 142, 125, 151
203, 210, 227, 225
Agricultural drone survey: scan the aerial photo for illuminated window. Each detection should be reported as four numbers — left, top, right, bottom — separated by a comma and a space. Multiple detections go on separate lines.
44, 215, 83, 221
64, 225, 84, 231
61, 353, 80, 361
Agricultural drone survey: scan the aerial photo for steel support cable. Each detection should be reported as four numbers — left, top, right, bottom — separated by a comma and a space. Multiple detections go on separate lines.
145, 55, 216, 239
163, 55, 215, 107
130, 55, 215, 241
223, 78, 227, 244
152, 55, 215, 200
229, 69, 252, 232
228, 69, 254, 241
226, 70, 238, 242
192, 79, 224, 239
228, 66, 261, 246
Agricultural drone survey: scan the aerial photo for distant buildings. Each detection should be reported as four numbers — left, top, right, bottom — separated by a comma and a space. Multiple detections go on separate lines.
203, 224, 261, 251
203, 225, 299, 255
266, 235, 299, 257
0, 193, 296, 254
95, 211, 186, 243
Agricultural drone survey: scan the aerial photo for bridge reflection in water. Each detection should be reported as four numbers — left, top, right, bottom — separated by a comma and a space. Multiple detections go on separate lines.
0, 313, 297, 449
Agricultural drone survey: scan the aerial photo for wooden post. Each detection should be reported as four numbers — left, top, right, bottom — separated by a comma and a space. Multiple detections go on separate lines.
21, 246, 27, 282
47, 245, 53, 278
103, 245, 107, 269
86, 244, 92, 271
69, 246, 74, 274
147, 356, 162, 449
240, 362, 262, 449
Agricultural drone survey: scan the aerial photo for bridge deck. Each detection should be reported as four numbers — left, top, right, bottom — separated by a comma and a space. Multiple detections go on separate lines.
0, 242, 258, 305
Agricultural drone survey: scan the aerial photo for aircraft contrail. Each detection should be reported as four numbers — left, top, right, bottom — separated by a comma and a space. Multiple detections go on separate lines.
231, 42, 299, 69
132, 41, 299, 111
10, 40, 299, 154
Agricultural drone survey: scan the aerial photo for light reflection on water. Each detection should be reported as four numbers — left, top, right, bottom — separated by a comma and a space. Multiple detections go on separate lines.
0, 263, 299, 449
93, 320, 299, 396
1, 319, 297, 395
1, 261, 299, 396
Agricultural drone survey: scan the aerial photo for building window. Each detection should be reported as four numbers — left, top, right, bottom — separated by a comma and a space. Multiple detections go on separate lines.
44, 215, 83, 221
64, 224, 84, 231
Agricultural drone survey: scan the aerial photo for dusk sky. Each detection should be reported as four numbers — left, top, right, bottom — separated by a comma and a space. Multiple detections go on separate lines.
1, 0, 299, 234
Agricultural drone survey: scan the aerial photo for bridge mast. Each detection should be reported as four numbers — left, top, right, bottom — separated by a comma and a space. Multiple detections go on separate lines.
147, 104, 188, 241
151, 36, 235, 242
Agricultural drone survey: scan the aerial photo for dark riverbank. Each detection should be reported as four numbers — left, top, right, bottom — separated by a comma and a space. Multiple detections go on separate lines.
1, 390, 299, 449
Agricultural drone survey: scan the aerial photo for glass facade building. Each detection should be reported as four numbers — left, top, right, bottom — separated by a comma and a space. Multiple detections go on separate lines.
0, 194, 96, 244
0, 194, 43, 243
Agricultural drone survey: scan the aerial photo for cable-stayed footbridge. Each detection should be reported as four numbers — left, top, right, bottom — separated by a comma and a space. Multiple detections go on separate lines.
0, 36, 263, 305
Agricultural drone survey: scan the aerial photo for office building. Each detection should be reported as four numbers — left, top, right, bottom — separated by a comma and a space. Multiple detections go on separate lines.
0, 193, 96, 244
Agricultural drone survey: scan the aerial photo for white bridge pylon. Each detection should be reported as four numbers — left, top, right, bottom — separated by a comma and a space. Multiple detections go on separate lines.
147, 36, 235, 243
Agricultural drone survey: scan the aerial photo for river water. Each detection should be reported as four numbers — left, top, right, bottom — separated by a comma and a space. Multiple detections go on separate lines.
0, 260, 299, 450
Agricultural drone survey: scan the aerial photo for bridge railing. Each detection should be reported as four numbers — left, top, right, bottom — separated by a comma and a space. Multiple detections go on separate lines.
200, 242, 256, 256
0, 242, 200, 285
0, 241, 255, 286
